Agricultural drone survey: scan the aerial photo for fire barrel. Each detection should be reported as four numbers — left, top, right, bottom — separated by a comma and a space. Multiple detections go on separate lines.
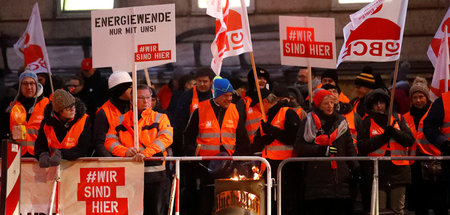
214, 179, 265, 215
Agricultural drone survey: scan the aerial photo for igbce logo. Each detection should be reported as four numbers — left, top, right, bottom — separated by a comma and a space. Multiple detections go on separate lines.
341, 3, 402, 59
216, 9, 244, 58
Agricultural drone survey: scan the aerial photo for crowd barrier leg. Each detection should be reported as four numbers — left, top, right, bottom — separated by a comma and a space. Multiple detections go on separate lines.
0, 139, 21, 215
370, 159, 379, 215
49, 165, 61, 215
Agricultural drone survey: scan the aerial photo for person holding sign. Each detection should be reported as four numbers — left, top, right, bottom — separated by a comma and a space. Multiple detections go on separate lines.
105, 84, 173, 215
7, 70, 50, 157
35, 89, 91, 167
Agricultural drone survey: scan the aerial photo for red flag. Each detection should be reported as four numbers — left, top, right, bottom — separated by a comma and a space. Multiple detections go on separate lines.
430, 28, 450, 100
14, 3, 51, 74
337, 0, 408, 66
427, 7, 450, 67
207, 0, 253, 75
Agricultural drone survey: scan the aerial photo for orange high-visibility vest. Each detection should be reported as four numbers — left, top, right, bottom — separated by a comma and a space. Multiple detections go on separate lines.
44, 114, 88, 149
9, 98, 49, 156
244, 97, 263, 144
441, 92, 450, 142
339, 92, 350, 103
367, 114, 410, 165
190, 86, 199, 114
262, 107, 295, 160
295, 107, 305, 120
344, 110, 358, 153
97, 100, 127, 133
105, 109, 173, 158
404, 108, 441, 159
352, 100, 361, 114
196, 100, 238, 156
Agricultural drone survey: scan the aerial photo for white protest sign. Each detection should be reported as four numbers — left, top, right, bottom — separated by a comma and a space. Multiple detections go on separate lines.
279, 16, 336, 68
60, 160, 144, 215
92, 4, 176, 71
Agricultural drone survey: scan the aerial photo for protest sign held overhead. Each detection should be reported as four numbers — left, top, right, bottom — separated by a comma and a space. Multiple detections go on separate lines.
279, 16, 336, 68
14, 2, 50, 74
427, 7, 450, 67
337, 0, 408, 66
208, 0, 253, 75
92, 4, 176, 71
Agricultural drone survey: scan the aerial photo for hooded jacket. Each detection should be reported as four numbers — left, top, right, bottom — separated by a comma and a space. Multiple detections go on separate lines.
35, 98, 90, 160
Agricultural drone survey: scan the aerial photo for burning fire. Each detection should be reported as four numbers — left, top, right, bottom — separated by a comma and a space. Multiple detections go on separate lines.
229, 166, 261, 181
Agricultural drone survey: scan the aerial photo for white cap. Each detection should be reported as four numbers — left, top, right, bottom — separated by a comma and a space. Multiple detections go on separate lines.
108, 71, 132, 89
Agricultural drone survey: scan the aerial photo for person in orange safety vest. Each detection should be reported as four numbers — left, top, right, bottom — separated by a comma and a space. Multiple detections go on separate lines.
105, 84, 173, 215
321, 69, 350, 103
35, 89, 90, 167
357, 88, 414, 214
7, 70, 49, 157
183, 77, 249, 215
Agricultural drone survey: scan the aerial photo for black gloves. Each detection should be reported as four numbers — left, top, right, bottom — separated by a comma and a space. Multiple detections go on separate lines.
384, 126, 397, 137
49, 149, 62, 166
39, 152, 50, 168
260, 120, 274, 134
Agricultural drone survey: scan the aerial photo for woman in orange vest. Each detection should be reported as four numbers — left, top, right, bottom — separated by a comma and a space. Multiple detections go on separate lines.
7, 70, 49, 157
404, 77, 447, 215
357, 88, 414, 215
35, 89, 90, 167
295, 89, 358, 215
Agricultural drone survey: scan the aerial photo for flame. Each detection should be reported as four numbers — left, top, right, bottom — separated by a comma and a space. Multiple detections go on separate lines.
228, 165, 262, 181
252, 165, 261, 180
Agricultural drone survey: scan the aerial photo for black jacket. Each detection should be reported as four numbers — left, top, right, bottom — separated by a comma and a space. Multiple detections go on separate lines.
295, 109, 358, 200
35, 98, 90, 161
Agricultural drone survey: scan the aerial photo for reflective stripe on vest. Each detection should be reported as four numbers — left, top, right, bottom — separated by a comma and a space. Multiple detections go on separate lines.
368, 114, 410, 165
44, 114, 89, 149
262, 107, 294, 160
9, 98, 49, 156
196, 101, 238, 156
404, 109, 441, 158
244, 97, 262, 144
441, 92, 450, 141
344, 111, 358, 153
190, 86, 199, 114
99, 100, 127, 133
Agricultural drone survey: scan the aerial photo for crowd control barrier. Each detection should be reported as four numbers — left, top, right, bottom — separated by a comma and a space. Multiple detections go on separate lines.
276, 156, 450, 215
0, 154, 273, 215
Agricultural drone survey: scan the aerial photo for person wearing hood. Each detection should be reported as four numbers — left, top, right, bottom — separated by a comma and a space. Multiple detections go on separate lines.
403, 77, 447, 215
294, 88, 358, 215
357, 88, 414, 215
93, 71, 132, 157
105, 84, 172, 215
35, 89, 90, 167
7, 70, 49, 157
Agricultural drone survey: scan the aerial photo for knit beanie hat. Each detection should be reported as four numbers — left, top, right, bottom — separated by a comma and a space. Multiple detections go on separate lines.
273, 84, 290, 98
322, 83, 341, 94
409, 76, 430, 100
20, 70, 38, 84
212, 76, 234, 99
313, 88, 333, 107
355, 66, 377, 89
52, 89, 76, 112
321, 69, 338, 84
108, 71, 132, 98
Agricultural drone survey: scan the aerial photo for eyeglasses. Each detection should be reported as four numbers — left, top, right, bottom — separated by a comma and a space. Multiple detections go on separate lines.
21, 82, 35, 86
137, 96, 152, 101
64, 104, 76, 111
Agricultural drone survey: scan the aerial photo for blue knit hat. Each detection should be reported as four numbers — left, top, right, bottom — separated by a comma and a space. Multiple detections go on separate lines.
19, 70, 38, 84
212, 76, 234, 98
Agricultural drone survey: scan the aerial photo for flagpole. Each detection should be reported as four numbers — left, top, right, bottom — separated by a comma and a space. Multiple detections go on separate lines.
48, 72, 55, 94
387, 60, 400, 126
445, 25, 449, 93
307, 66, 313, 110
250, 52, 267, 121
132, 64, 139, 149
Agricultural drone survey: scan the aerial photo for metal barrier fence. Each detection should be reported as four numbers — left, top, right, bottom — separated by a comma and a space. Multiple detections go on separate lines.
277, 156, 450, 215
1, 155, 272, 215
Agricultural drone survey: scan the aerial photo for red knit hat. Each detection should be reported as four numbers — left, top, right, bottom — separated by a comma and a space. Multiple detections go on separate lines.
313, 89, 333, 107
81, 58, 92, 70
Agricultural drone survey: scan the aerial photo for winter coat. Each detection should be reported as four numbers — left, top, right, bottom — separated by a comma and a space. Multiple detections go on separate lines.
295, 108, 358, 200
35, 98, 91, 161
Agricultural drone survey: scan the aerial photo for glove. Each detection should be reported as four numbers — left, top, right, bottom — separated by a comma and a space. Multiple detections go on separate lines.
49, 149, 62, 166
327, 146, 338, 156
39, 152, 50, 168
384, 126, 396, 137
260, 120, 273, 134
